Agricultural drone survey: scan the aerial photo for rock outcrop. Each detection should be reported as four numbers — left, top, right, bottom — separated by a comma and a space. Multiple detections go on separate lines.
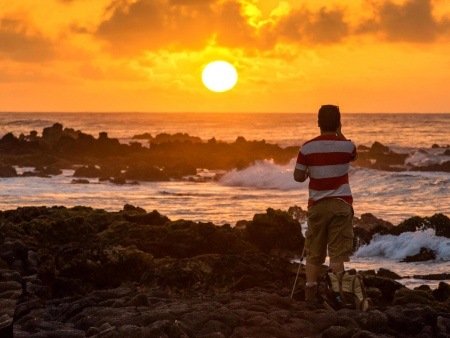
0, 206, 449, 337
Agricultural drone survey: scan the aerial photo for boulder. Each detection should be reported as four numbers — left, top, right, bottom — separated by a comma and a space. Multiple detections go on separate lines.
0, 165, 17, 177
377, 268, 402, 280
432, 282, 450, 302
400, 247, 436, 262
245, 208, 304, 254
73, 165, 101, 178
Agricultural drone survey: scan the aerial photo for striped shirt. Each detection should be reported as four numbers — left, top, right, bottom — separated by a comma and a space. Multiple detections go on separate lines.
296, 135, 357, 208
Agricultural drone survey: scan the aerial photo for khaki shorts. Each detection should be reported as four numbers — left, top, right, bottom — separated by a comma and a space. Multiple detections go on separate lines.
305, 199, 354, 265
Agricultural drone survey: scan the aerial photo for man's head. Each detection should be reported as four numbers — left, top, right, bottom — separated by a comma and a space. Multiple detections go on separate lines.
318, 105, 341, 132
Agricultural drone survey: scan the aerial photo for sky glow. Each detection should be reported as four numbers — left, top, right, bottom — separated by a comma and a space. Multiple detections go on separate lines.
1, 0, 450, 113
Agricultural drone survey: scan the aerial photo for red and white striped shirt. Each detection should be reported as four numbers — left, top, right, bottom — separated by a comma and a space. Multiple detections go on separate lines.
296, 135, 357, 208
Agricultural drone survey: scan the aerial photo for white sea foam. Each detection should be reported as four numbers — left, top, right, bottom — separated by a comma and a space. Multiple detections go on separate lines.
353, 229, 450, 261
219, 159, 302, 191
406, 149, 450, 167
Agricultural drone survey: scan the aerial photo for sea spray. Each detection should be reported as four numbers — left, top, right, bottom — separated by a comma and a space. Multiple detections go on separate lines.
353, 229, 450, 261
219, 159, 302, 191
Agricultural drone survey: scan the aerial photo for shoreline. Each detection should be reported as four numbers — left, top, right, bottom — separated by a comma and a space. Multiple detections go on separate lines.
1, 205, 449, 337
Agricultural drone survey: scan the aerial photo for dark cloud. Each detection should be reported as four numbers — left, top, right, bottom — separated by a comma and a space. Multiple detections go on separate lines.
96, 0, 217, 54
95, 0, 350, 55
214, 1, 258, 48
0, 18, 54, 62
358, 0, 450, 42
273, 7, 348, 44
93, 0, 450, 56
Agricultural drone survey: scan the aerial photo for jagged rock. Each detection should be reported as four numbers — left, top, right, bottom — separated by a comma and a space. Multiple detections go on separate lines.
353, 214, 395, 252
42, 123, 64, 145
377, 268, 402, 280
245, 208, 304, 254
393, 288, 435, 306
71, 179, 90, 184
353, 142, 408, 171
384, 305, 438, 336
163, 162, 197, 179
354, 213, 394, 233
73, 165, 101, 178
124, 164, 169, 181
363, 276, 405, 302
0, 165, 17, 177
401, 247, 436, 262
109, 176, 126, 185
432, 282, 450, 302
431, 213, 450, 238
413, 273, 450, 280
0, 206, 449, 337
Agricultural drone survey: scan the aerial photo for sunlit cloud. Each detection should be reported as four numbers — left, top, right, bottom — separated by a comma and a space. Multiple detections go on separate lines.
1, 0, 450, 112
358, 0, 450, 43
0, 17, 55, 62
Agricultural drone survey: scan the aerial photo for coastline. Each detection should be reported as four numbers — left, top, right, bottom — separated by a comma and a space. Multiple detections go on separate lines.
1, 205, 449, 337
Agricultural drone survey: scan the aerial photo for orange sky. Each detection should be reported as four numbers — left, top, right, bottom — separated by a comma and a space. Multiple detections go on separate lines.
1, 0, 450, 113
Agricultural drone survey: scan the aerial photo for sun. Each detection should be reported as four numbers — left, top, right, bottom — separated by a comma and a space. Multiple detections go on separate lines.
202, 61, 238, 92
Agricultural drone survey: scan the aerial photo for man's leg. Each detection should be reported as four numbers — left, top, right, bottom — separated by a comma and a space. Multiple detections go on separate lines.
327, 199, 354, 273
305, 261, 321, 283
304, 202, 328, 309
329, 262, 344, 273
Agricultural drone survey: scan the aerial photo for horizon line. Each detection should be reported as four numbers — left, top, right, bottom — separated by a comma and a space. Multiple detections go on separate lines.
1, 111, 450, 114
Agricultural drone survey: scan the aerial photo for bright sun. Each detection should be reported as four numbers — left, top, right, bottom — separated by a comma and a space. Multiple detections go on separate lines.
202, 61, 238, 92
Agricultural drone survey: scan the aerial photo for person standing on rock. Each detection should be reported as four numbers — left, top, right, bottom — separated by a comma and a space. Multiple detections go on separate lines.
294, 105, 358, 309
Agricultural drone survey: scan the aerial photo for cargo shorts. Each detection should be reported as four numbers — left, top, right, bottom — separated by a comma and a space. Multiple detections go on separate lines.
305, 198, 354, 265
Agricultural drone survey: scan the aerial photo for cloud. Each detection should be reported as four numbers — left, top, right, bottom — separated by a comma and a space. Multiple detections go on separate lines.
94, 0, 351, 56
271, 7, 349, 45
358, 0, 450, 43
93, 0, 450, 57
95, 0, 218, 55
0, 17, 55, 62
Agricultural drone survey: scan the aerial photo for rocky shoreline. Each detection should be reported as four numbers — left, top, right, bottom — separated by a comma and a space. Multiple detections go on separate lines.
1, 206, 449, 337
0, 124, 449, 184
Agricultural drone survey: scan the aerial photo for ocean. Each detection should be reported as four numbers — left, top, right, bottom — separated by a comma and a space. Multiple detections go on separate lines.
0, 112, 449, 287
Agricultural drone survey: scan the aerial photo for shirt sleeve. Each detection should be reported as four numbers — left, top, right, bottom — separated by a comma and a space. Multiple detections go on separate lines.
295, 148, 308, 171
350, 142, 358, 161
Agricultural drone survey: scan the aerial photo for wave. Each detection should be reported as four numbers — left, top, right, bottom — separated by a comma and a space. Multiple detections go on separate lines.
353, 229, 450, 261
218, 158, 450, 191
219, 159, 302, 191
406, 148, 450, 167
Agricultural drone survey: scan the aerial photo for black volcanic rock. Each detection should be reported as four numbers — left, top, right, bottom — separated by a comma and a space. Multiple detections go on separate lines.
401, 247, 436, 262
124, 164, 169, 181
1, 207, 450, 337
73, 165, 101, 178
352, 213, 394, 252
353, 141, 408, 171
245, 208, 304, 254
0, 165, 17, 177
389, 213, 450, 237
377, 268, 402, 280
411, 160, 450, 173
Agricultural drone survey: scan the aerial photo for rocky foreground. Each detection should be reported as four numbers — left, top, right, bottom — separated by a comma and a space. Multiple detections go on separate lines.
0, 206, 449, 337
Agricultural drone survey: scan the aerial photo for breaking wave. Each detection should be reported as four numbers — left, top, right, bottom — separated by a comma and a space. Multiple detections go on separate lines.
353, 229, 450, 261
219, 159, 301, 191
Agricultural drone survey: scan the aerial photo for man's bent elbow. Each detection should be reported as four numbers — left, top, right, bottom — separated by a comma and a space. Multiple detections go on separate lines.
294, 170, 308, 182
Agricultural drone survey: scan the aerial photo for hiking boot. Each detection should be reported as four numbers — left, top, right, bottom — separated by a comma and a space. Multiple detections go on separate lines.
304, 284, 324, 310
304, 284, 336, 311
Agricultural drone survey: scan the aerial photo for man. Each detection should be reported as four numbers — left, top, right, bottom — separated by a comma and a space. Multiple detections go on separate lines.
294, 105, 357, 309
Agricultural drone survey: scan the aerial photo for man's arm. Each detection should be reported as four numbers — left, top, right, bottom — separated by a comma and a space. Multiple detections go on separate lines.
337, 125, 358, 162
294, 168, 308, 182
336, 124, 347, 140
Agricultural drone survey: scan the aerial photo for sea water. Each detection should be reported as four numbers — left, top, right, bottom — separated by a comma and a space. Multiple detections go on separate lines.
0, 112, 449, 287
